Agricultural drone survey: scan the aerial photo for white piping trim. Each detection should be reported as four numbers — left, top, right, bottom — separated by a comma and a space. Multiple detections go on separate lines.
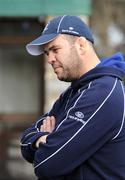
55, 82, 92, 131
55, 89, 86, 131
88, 81, 92, 89
35, 78, 117, 169
57, 15, 67, 33
35, 117, 45, 130
35, 113, 49, 130
21, 131, 38, 145
21, 132, 38, 145
20, 142, 31, 146
112, 81, 125, 140
21, 114, 49, 145
25, 131, 38, 138
34, 79, 117, 169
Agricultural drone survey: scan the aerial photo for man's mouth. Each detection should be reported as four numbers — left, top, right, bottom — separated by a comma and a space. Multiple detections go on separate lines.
53, 65, 62, 71
54, 67, 61, 72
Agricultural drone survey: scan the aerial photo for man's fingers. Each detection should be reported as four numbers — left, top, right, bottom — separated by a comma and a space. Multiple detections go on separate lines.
36, 135, 48, 148
50, 116, 56, 131
42, 116, 52, 132
40, 116, 56, 133
45, 116, 52, 132
40, 125, 43, 132
42, 119, 46, 132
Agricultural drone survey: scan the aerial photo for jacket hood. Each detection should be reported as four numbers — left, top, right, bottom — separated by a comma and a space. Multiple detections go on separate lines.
98, 52, 125, 72
71, 52, 125, 90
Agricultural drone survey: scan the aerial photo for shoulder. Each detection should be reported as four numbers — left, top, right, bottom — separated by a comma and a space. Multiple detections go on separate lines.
80, 76, 123, 106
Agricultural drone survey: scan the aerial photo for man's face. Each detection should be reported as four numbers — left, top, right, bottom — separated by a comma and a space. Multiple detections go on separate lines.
43, 35, 83, 82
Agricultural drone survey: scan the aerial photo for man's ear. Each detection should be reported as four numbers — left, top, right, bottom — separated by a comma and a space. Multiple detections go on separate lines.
77, 37, 88, 55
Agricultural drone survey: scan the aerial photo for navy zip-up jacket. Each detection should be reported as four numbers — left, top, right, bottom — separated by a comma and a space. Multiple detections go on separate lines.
20, 52, 125, 180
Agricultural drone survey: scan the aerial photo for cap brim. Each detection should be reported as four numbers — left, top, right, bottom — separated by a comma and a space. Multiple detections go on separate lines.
26, 34, 58, 56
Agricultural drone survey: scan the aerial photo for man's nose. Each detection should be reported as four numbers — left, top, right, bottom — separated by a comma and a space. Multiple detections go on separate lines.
47, 52, 56, 64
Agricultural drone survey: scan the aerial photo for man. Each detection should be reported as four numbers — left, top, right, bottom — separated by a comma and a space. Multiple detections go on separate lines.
20, 15, 125, 180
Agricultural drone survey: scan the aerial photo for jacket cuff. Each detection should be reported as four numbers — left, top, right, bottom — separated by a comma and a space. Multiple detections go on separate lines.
29, 131, 49, 150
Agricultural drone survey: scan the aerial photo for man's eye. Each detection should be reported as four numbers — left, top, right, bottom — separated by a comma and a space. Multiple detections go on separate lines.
53, 48, 59, 53
44, 51, 49, 56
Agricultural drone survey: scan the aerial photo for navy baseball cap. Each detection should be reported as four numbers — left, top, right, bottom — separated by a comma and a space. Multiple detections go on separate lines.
26, 15, 94, 56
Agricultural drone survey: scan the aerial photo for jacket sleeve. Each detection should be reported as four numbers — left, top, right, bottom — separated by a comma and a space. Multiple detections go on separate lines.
20, 114, 49, 163
20, 91, 67, 163
33, 78, 124, 179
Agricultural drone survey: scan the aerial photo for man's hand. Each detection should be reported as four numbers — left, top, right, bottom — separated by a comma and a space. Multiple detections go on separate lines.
36, 116, 56, 148
36, 135, 48, 148
40, 116, 56, 133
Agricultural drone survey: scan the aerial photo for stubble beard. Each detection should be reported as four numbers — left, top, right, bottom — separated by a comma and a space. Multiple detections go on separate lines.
58, 49, 82, 82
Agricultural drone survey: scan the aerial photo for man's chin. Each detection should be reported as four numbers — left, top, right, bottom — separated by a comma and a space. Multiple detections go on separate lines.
57, 76, 72, 82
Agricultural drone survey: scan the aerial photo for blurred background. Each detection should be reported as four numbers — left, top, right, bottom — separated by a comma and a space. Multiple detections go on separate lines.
0, 0, 125, 179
